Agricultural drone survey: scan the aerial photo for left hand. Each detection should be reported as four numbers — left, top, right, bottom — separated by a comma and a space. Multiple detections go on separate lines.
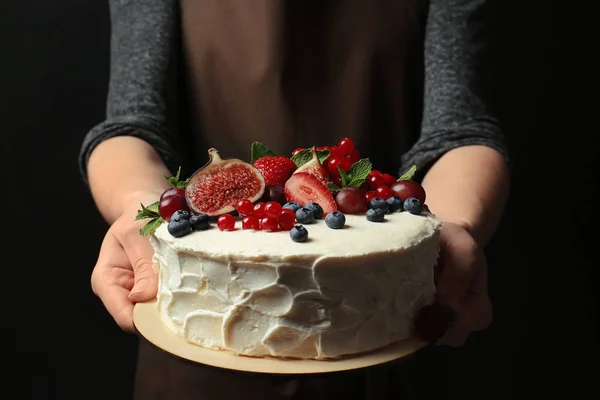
434, 221, 493, 347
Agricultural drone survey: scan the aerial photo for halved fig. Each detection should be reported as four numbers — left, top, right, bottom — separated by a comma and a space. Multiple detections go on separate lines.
293, 146, 331, 185
185, 148, 266, 216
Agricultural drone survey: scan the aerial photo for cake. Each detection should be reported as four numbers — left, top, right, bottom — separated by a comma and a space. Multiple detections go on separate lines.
137, 138, 443, 360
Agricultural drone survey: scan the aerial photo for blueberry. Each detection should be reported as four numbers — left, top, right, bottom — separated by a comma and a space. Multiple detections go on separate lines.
368, 197, 390, 213
167, 219, 192, 237
283, 202, 302, 213
295, 207, 315, 224
304, 202, 324, 219
366, 208, 385, 222
403, 198, 423, 215
325, 211, 346, 229
170, 210, 191, 222
189, 213, 210, 230
290, 225, 309, 242
386, 196, 403, 212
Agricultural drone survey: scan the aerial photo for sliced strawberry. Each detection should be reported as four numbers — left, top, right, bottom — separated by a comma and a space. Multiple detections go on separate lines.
284, 172, 338, 215
293, 147, 331, 185
253, 156, 297, 187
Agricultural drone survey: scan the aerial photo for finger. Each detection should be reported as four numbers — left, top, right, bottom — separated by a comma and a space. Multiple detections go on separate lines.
91, 234, 137, 332
436, 235, 479, 312
121, 226, 158, 302
438, 266, 493, 346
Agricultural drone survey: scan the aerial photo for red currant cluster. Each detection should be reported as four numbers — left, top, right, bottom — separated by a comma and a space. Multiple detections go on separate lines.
217, 199, 296, 232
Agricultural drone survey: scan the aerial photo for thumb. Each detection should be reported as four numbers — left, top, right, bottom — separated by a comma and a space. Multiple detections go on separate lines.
124, 233, 158, 302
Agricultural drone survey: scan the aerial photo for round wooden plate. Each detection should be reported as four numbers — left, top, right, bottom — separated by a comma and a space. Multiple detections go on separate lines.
133, 299, 429, 375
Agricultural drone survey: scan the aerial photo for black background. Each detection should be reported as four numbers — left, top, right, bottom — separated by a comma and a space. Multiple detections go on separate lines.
3, 1, 596, 399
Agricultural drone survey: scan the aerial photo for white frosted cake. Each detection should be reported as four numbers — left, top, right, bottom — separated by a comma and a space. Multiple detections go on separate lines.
149, 211, 441, 359
137, 140, 443, 360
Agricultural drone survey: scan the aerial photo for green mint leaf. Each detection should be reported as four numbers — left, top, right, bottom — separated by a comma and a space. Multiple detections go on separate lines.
291, 149, 330, 168
340, 158, 372, 187
140, 217, 164, 236
135, 202, 160, 220
327, 182, 341, 192
397, 164, 417, 181
316, 150, 330, 164
338, 166, 350, 187
166, 166, 189, 188
251, 142, 276, 163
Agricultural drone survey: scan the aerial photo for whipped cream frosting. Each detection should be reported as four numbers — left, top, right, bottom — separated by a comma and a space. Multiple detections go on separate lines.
150, 211, 442, 359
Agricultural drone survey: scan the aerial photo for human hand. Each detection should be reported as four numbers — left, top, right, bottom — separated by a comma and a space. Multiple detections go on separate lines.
90, 199, 159, 333
432, 221, 493, 347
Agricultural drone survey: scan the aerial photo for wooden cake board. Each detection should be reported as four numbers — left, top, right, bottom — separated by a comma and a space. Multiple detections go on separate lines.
133, 299, 429, 375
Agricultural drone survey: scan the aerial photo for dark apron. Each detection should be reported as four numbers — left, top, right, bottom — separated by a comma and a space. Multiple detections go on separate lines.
135, 1, 432, 398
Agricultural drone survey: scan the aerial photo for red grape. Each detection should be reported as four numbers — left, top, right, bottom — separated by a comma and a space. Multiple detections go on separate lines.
259, 184, 287, 205
160, 187, 185, 202
390, 180, 426, 203
335, 187, 367, 214
159, 195, 190, 221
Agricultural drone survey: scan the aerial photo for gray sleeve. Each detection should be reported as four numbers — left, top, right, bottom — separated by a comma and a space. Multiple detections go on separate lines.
78, 0, 181, 184
401, 0, 510, 179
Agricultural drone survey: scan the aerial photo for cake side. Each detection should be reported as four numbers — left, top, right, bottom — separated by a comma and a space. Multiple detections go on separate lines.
151, 212, 441, 359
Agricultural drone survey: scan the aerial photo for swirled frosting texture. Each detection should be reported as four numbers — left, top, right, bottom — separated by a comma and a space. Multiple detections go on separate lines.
150, 212, 441, 359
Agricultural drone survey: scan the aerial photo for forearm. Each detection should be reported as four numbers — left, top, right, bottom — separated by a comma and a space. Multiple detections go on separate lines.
87, 136, 173, 224
422, 145, 510, 247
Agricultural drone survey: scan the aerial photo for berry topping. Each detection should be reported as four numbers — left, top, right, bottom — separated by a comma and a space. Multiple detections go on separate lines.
277, 211, 296, 231
325, 211, 346, 229
403, 198, 423, 215
259, 183, 287, 205
335, 187, 367, 215
159, 195, 190, 221
375, 185, 394, 200
386, 196, 403, 212
253, 155, 297, 187
264, 201, 283, 218
381, 173, 397, 186
253, 202, 267, 218
290, 225, 309, 242
167, 218, 192, 237
390, 180, 426, 204
189, 213, 210, 231
170, 210, 191, 222
236, 199, 254, 216
291, 147, 331, 186
217, 214, 236, 231
368, 197, 390, 213
282, 202, 302, 213
304, 202, 324, 219
295, 207, 315, 224
284, 172, 338, 215
160, 187, 185, 202
366, 208, 385, 222
185, 148, 266, 216
260, 216, 279, 232
242, 215, 260, 230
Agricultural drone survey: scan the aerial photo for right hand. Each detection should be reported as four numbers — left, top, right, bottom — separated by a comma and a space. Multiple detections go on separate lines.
91, 199, 159, 333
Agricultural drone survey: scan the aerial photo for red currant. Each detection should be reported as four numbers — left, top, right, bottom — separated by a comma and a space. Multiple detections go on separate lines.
242, 215, 260, 230
253, 202, 267, 218
217, 214, 236, 231
368, 174, 386, 190
365, 190, 378, 203
264, 201, 283, 218
236, 199, 254, 216
338, 137, 355, 154
158, 195, 190, 221
280, 208, 296, 218
381, 173, 396, 186
344, 149, 360, 164
327, 157, 351, 177
261, 216, 279, 232
376, 185, 394, 199
369, 170, 382, 176
278, 211, 295, 231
